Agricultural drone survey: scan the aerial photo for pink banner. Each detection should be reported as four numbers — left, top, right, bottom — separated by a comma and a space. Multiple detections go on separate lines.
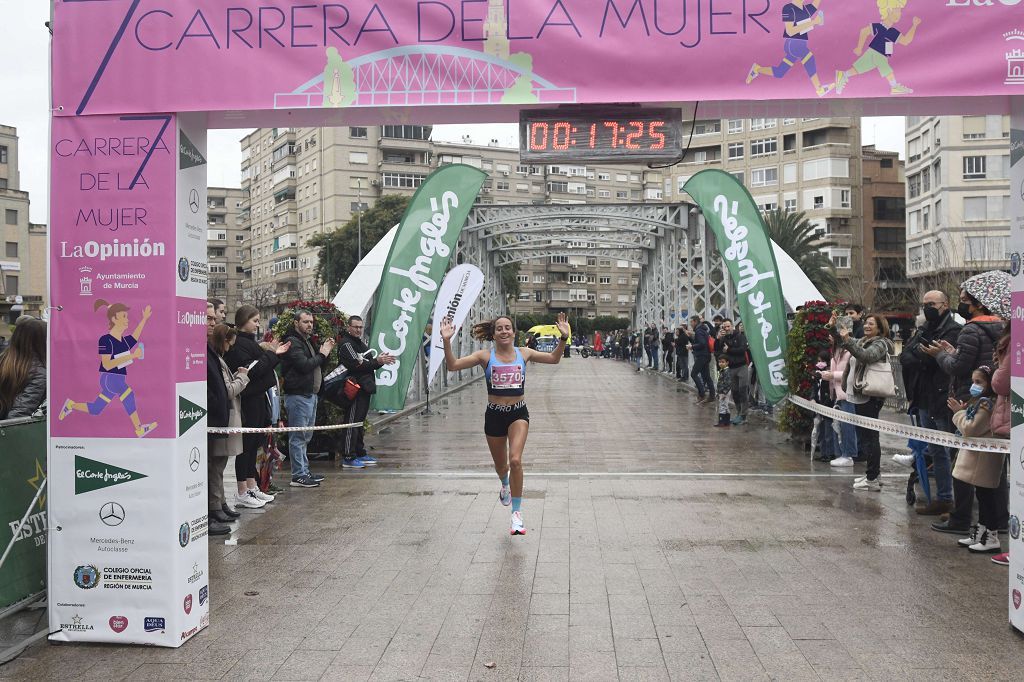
50, 115, 178, 440
52, 1, 1024, 120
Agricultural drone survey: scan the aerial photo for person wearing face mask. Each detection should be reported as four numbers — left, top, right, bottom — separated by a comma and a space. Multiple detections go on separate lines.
897, 290, 961, 515
922, 270, 1010, 535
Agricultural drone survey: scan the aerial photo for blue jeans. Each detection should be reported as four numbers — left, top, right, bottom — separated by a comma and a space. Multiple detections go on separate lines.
284, 393, 318, 479
832, 400, 858, 459
917, 408, 954, 502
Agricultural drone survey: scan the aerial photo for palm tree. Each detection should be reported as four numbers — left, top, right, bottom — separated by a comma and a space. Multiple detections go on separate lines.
761, 208, 839, 297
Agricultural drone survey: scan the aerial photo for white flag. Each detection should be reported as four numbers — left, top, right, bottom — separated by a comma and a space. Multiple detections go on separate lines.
428, 264, 484, 383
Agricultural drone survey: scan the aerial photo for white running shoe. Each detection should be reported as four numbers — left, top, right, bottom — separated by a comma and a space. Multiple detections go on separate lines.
830, 457, 854, 467
891, 453, 915, 468
499, 484, 511, 507
852, 477, 881, 492
510, 511, 525, 536
248, 488, 274, 503
235, 491, 266, 509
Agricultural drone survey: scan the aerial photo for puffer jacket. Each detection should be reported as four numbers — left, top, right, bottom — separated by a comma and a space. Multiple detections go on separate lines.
837, 334, 895, 402
1, 360, 46, 419
990, 346, 1010, 437
935, 316, 1005, 401
820, 347, 851, 402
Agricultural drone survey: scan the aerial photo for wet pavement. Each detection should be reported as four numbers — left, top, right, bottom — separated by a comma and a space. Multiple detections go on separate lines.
4, 356, 1024, 680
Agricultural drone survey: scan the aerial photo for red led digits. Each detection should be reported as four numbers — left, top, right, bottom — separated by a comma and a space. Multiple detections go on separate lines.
624, 121, 644, 150
553, 122, 571, 150
649, 121, 666, 149
603, 121, 619, 148
589, 123, 597, 149
530, 123, 549, 150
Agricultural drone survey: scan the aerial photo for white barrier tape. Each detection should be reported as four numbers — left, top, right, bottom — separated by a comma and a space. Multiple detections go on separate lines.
207, 421, 362, 435
788, 396, 1010, 454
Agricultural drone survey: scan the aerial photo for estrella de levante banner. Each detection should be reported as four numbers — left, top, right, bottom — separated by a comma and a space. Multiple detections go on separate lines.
683, 169, 789, 405
369, 164, 487, 411
51, 1, 1024, 120
0, 418, 47, 609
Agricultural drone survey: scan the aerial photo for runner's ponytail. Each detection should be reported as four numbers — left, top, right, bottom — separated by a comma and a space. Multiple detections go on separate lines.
471, 316, 515, 342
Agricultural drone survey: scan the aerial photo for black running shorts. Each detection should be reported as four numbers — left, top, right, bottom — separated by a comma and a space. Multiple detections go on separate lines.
484, 400, 530, 437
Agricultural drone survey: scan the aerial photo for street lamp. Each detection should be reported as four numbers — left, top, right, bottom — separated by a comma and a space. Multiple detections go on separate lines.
357, 179, 363, 262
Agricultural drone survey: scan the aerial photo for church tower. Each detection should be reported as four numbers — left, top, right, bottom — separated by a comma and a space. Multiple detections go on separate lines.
483, 0, 510, 60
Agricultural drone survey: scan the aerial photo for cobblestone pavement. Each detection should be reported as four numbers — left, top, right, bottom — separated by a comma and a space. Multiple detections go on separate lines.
4, 357, 1024, 680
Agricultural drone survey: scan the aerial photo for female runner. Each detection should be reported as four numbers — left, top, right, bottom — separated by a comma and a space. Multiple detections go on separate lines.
440, 312, 570, 536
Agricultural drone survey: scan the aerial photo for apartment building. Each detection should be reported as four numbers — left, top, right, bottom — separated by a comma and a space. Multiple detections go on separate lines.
665, 117, 865, 290
206, 186, 247, 309
0, 125, 47, 325
905, 115, 1012, 289
860, 145, 912, 314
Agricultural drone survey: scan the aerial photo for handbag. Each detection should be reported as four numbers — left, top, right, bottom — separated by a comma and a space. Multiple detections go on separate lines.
855, 354, 897, 398
343, 378, 361, 401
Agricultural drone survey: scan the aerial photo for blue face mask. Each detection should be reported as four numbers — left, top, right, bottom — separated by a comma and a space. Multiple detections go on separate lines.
969, 384, 984, 398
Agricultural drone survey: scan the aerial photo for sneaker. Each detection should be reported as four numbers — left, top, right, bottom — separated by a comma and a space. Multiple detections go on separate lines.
969, 528, 1000, 554
891, 453, 916, 468
835, 70, 849, 94
135, 422, 158, 438
746, 64, 761, 84
510, 511, 526, 536
830, 457, 854, 467
890, 83, 913, 95
267, 483, 285, 494
247, 487, 274, 503
499, 481, 512, 507
235, 491, 266, 509
730, 415, 746, 425
290, 475, 320, 488
992, 552, 1010, 566
932, 519, 971, 534
852, 477, 881, 492
816, 83, 835, 98
958, 524, 981, 547
59, 399, 74, 421
356, 455, 378, 467
342, 458, 365, 469
311, 474, 326, 482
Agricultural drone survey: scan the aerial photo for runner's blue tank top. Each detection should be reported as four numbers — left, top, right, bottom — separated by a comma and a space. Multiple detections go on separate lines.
485, 348, 526, 397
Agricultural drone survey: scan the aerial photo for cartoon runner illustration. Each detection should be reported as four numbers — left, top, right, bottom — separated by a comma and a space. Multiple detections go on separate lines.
322, 47, 356, 108
746, 0, 834, 98
59, 299, 158, 438
834, 0, 920, 95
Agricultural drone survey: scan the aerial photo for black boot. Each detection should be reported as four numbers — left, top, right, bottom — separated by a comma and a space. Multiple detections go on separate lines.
221, 503, 241, 519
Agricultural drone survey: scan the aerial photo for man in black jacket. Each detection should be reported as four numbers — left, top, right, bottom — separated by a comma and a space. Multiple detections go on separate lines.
280, 310, 335, 488
337, 315, 395, 468
688, 316, 714, 403
718, 319, 750, 424
899, 290, 961, 515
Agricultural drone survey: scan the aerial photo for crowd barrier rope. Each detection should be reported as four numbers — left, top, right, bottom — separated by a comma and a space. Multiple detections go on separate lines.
788, 395, 1010, 454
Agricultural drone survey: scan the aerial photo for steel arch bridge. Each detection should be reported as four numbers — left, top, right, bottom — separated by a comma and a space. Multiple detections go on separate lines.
454, 203, 736, 331
275, 45, 577, 109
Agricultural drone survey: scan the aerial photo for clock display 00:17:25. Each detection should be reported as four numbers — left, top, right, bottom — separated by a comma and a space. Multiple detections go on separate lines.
528, 120, 667, 151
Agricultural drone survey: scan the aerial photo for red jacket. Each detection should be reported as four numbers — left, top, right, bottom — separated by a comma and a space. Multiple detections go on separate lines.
990, 347, 1010, 437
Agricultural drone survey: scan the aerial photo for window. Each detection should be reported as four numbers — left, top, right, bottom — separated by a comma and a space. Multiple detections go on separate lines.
616, 173, 628, 182
617, 277, 628, 285
382, 172, 426, 189
908, 173, 921, 199
873, 197, 905, 221
812, 195, 824, 210
830, 248, 851, 269
966, 236, 1008, 262
921, 168, 930, 193
5, 275, 17, 295
880, 158, 894, 168
728, 142, 744, 160
922, 206, 930, 231
547, 182, 568, 193
599, 293, 612, 302
550, 255, 569, 264
962, 116, 986, 140
784, 198, 797, 212
235, 234, 245, 242
750, 167, 778, 187
840, 189, 851, 209
349, 151, 368, 165
599, 276, 611, 285
727, 119, 743, 134
873, 227, 904, 252
382, 125, 430, 140
0, 178, 7, 190
4, 209, 16, 225
616, 191, 628, 199
533, 274, 545, 283
963, 156, 986, 180
0, 146, 7, 164
496, 181, 510, 191
934, 199, 942, 228
802, 157, 849, 180
535, 291, 543, 302
783, 163, 797, 184
598, 189, 611, 198
517, 292, 532, 302
4, 242, 16, 258
349, 127, 368, 138
517, 274, 530, 283
750, 138, 777, 157
730, 171, 744, 185
750, 118, 777, 131
598, 172, 610, 181
516, 183, 529, 193
963, 196, 987, 221
908, 210, 919, 234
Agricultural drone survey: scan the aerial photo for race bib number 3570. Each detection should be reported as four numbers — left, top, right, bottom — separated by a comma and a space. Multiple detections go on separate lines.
491, 365, 523, 390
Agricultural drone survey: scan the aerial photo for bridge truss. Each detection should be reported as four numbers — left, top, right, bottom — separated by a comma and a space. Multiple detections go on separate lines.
456, 203, 736, 332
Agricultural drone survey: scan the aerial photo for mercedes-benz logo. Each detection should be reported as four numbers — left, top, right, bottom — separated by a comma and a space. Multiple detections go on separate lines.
189, 447, 201, 472
99, 502, 125, 527
188, 189, 200, 214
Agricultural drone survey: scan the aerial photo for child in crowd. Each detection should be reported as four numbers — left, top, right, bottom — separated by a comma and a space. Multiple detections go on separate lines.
950, 366, 1001, 554
812, 350, 835, 461
714, 355, 732, 427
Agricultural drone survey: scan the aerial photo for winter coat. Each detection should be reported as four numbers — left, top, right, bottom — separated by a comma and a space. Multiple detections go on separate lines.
1, 360, 46, 419
991, 347, 1011, 438
820, 347, 851, 402
209, 351, 249, 458
899, 311, 961, 416
934, 316, 1005, 402
721, 332, 749, 369
692, 325, 712, 357
280, 328, 328, 396
223, 331, 280, 428
837, 333, 895, 404
951, 399, 1002, 488
337, 332, 386, 395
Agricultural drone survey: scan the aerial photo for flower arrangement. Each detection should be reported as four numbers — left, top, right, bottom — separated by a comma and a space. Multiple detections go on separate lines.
777, 299, 847, 436
270, 300, 348, 349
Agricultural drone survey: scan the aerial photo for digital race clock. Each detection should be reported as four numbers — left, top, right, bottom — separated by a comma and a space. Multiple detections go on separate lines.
519, 107, 683, 164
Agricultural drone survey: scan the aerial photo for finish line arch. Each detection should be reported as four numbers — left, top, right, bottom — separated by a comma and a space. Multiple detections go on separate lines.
47, 0, 1024, 648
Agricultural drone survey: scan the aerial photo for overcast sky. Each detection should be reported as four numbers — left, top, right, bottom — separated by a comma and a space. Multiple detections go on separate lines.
3, 3, 907, 225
